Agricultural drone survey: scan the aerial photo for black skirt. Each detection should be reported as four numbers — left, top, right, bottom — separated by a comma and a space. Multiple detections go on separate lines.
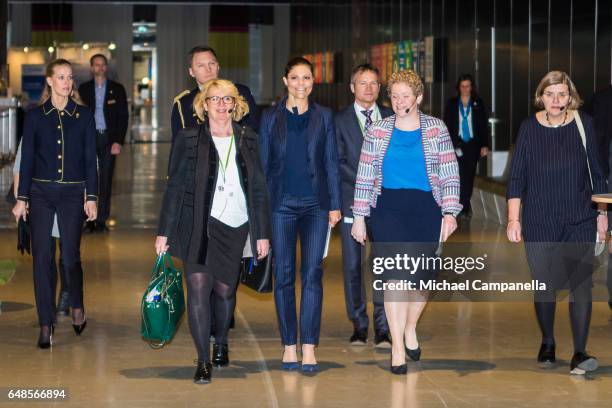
185, 217, 249, 287
369, 188, 442, 283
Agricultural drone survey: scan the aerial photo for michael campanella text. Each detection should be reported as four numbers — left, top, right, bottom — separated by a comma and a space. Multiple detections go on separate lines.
373, 279, 547, 292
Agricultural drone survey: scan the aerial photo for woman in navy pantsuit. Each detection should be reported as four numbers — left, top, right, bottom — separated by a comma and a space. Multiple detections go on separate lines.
12, 59, 98, 348
507, 71, 607, 375
259, 57, 342, 372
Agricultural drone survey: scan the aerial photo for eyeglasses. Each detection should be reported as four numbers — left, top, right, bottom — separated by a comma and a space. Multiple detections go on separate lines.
206, 96, 234, 105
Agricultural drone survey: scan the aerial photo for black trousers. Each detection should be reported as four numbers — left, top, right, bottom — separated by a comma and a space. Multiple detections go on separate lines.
457, 141, 481, 212
339, 218, 387, 333
50, 238, 68, 295
96, 131, 116, 223
30, 182, 85, 326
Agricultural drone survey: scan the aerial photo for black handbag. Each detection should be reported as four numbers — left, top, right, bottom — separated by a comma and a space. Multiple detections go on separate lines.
240, 250, 273, 293
17, 217, 30, 255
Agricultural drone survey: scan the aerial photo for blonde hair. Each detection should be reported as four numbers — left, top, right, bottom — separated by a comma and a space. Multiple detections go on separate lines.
534, 70, 582, 110
387, 69, 424, 97
39, 59, 83, 105
194, 79, 249, 122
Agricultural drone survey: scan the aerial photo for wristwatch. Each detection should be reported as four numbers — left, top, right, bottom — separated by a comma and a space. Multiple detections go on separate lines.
598, 210, 608, 216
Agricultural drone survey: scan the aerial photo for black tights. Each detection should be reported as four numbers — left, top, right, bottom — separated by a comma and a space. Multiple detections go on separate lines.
535, 300, 592, 353
186, 272, 236, 362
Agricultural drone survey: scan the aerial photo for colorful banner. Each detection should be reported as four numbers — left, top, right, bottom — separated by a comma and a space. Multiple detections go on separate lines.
303, 52, 337, 84
370, 39, 422, 83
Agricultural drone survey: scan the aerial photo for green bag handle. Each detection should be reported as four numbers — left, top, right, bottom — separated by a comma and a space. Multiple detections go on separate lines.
151, 253, 179, 279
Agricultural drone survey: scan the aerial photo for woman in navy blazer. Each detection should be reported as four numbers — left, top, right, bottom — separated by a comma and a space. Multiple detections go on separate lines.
12, 59, 98, 348
259, 57, 341, 372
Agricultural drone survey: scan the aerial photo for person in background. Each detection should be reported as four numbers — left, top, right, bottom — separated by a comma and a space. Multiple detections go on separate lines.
259, 57, 341, 373
335, 63, 393, 348
352, 69, 461, 375
443, 74, 489, 220
13, 59, 98, 348
507, 71, 607, 375
79, 54, 129, 232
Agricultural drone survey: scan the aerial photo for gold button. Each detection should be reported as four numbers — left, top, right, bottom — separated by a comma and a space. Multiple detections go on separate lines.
58, 155, 62, 159
57, 140, 61, 144
57, 125, 61, 129
58, 169, 62, 173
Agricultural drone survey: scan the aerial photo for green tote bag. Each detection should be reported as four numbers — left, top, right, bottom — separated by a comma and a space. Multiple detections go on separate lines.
140, 253, 185, 348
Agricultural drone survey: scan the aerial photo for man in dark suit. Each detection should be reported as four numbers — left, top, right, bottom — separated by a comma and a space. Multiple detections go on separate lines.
589, 85, 612, 311
78, 54, 129, 232
171, 45, 260, 142
335, 64, 393, 348
443, 74, 490, 220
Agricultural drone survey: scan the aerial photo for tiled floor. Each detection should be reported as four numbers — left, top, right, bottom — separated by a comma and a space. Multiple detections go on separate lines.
1, 142, 612, 407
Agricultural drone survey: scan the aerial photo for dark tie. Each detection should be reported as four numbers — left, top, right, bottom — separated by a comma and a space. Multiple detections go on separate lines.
361, 109, 373, 129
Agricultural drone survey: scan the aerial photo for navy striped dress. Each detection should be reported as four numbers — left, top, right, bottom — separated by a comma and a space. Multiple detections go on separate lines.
507, 113, 606, 242
507, 112, 606, 292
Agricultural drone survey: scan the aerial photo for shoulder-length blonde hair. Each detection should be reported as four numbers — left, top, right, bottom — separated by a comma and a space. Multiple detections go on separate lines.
534, 70, 582, 110
39, 59, 84, 105
194, 79, 249, 122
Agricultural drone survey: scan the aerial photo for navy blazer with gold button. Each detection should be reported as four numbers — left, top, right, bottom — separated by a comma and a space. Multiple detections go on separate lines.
18, 98, 98, 202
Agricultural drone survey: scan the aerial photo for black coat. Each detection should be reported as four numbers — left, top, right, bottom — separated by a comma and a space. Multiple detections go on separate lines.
443, 96, 490, 149
78, 79, 129, 145
158, 121, 271, 265
334, 103, 393, 215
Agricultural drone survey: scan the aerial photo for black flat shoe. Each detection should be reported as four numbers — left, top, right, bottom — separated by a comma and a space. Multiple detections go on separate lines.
537, 343, 556, 365
350, 328, 368, 346
406, 346, 421, 362
212, 343, 229, 367
194, 360, 212, 384
374, 331, 392, 349
37, 325, 54, 349
570, 352, 598, 375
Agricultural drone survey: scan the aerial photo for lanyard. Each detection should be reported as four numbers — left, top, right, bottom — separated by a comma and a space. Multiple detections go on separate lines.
218, 134, 234, 184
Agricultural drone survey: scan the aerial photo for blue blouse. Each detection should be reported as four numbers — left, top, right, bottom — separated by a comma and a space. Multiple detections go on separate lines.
382, 127, 430, 191
283, 108, 315, 197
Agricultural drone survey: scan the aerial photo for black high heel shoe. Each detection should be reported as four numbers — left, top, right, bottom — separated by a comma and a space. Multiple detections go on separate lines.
212, 343, 229, 367
72, 310, 87, 336
390, 354, 407, 375
405, 346, 421, 362
37, 325, 54, 349
194, 360, 212, 384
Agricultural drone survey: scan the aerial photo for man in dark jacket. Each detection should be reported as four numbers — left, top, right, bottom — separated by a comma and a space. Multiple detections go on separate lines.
171, 45, 259, 142
335, 64, 393, 348
78, 54, 129, 231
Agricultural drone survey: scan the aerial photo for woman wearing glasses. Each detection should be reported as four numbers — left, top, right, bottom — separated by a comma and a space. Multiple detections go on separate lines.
156, 79, 271, 384
507, 71, 607, 375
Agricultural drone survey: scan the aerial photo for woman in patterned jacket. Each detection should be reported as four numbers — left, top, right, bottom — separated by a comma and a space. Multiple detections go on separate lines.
351, 70, 461, 374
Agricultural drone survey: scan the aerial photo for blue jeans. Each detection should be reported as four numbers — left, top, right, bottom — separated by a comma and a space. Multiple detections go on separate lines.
272, 195, 328, 345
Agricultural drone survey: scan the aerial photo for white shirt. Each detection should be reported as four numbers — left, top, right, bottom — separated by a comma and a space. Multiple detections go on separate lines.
353, 102, 381, 135
458, 102, 474, 140
210, 135, 248, 227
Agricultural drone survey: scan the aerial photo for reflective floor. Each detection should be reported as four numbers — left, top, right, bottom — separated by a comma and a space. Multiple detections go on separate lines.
1, 143, 612, 407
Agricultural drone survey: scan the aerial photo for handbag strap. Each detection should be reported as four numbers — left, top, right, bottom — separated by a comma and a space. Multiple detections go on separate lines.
573, 110, 594, 190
